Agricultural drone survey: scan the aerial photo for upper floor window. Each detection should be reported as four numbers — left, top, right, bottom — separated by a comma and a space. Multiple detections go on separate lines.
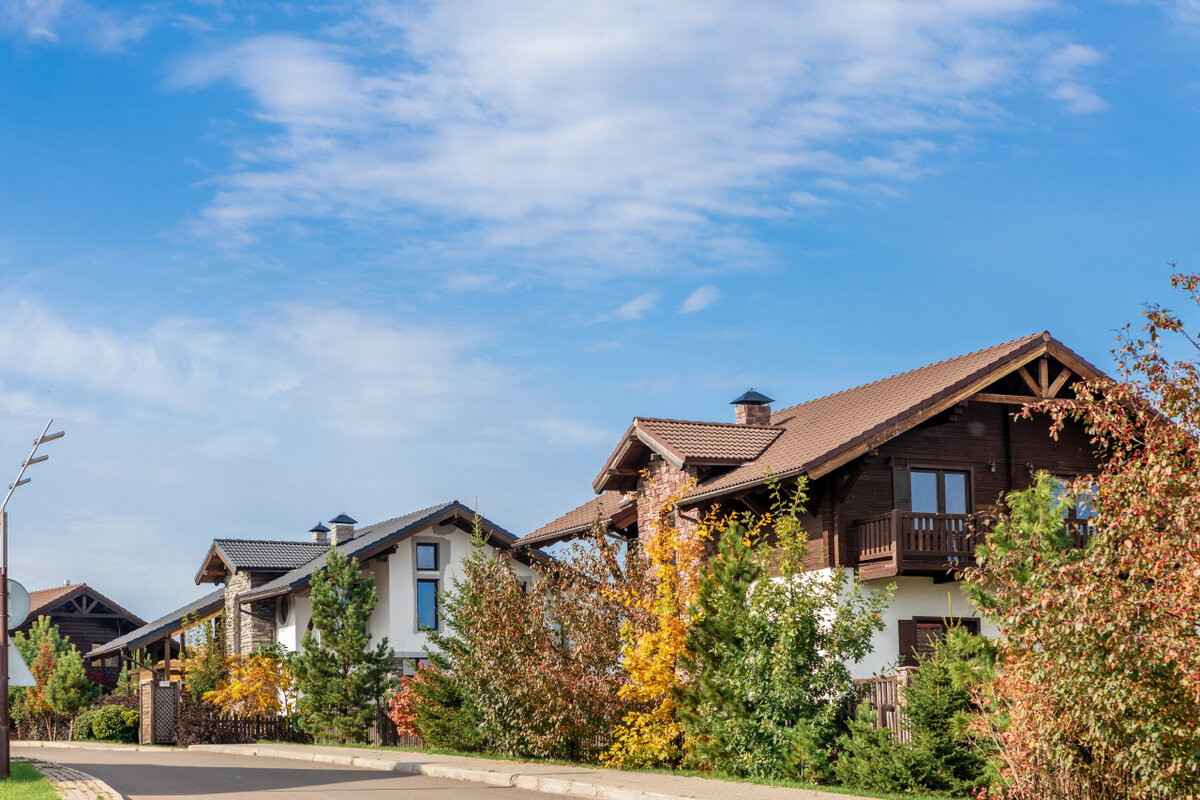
417, 579, 439, 631
1049, 476, 1096, 519
416, 542, 438, 571
910, 469, 970, 515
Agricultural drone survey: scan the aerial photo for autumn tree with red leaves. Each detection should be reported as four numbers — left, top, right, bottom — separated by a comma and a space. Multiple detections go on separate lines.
965, 273, 1200, 799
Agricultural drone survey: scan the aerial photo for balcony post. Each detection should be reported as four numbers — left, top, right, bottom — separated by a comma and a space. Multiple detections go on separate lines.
891, 509, 902, 572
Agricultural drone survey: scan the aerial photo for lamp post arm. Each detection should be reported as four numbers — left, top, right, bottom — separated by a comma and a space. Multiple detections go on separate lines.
0, 419, 52, 519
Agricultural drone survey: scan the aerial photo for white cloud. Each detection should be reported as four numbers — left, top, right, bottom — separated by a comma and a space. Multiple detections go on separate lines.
171, 0, 1106, 275
598, 292, 657, 322
1039, 43, 1107, 114
0, 0, 148, 52
679, 285, 721, 314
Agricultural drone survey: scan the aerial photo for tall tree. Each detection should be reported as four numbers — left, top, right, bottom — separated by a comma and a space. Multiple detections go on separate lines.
291, 549, 394, 742
676, 480, 890, 782
181, 611, 227, 707
963, 272, 1200, 798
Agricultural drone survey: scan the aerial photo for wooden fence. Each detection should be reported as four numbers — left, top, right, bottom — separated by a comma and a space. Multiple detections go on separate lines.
368, 703, 425, 748
854, 670, 913, 743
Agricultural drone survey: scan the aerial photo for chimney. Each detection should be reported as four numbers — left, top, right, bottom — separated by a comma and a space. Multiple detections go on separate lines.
309, 522, 330, 546
731, 389, 774, 426
328, 514, 357, 546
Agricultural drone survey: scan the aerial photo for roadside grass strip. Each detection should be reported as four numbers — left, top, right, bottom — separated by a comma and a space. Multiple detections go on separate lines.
0, 763, 58, 800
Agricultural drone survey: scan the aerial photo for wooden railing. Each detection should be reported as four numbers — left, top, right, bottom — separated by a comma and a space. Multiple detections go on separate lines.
854, 670, 914, 743
853, 512, 1091, 576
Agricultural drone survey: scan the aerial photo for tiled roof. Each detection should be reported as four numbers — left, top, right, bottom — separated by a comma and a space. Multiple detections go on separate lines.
518, 492, 635, 548
27, 583, 145, 627
28, 584, 85, 615
87, 588, 225, 659
240, 501, 534, 603
212, 539, 331, 571
687, 332, 1101, 501
638, 418, 781, 463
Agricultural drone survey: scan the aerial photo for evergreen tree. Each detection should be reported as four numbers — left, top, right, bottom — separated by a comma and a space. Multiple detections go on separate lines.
675, 517, 762, 770
45, 648, 100, 729
291, 549, 394, 742
13, 616, 98, 740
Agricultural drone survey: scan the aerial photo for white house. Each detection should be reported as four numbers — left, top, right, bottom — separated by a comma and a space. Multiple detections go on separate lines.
93, 501, 543, 676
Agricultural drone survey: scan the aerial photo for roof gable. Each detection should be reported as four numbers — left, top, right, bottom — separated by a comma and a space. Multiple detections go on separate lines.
518, 492, 637, 548
238, 501, 543, 603
28, 583, 144, 627
685, 332, 1105, 502
195, 539, 331, 584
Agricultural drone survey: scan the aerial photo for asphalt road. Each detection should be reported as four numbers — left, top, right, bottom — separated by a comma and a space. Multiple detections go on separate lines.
14, 745, 548, 799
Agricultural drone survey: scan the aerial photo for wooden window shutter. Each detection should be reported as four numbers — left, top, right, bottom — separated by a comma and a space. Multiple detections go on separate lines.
898, 619, 917, 667
892, 464, 912, 511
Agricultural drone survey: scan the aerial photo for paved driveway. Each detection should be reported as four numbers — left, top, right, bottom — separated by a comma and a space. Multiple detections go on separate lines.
14, 745, 546, 799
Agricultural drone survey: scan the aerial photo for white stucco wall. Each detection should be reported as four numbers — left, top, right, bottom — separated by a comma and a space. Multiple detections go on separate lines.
281, 524, 537, 666
850, 571, 998, 680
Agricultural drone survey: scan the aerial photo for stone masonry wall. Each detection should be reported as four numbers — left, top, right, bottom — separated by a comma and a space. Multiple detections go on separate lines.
223, 571, 278, 655
636, 454, 700, 548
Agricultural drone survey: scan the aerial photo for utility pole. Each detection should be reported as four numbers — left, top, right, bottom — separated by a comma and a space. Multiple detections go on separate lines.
0, 420, 64, 779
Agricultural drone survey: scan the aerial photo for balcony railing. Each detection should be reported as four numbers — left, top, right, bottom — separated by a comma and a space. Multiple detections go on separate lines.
853, 511, 1091, 578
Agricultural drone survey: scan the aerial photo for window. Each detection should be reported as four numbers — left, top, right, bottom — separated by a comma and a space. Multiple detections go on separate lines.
1049, 476, 1096, 519
276, 594, 290, 625
417, 579, 438, 631
899, 617, 980, 666
416, 542, 438, 571
910, 469, 970, 514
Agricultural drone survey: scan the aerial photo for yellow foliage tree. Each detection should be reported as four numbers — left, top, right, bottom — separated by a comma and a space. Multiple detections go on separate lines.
605, 476, 746, 768
204, 646, 297, 718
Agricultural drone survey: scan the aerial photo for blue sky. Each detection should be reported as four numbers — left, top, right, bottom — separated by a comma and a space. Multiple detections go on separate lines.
1, 0, 1198, 617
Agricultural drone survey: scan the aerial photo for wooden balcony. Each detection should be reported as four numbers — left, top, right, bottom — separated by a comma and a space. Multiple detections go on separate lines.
853, 511, 1090, 580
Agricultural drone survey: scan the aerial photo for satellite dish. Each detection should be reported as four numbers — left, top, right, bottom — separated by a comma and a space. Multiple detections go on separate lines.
8, 580, 29, 631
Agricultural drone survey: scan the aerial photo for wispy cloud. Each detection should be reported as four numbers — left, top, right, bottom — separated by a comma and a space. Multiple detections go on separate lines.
1, 0, 149, 52
170, 1, 1106, 276
679, 285, 721, 314
598, 292, 657, 322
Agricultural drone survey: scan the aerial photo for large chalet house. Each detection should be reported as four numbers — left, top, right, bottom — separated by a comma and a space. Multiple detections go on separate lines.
90, 502, 542, 676
516, 332, 1103, 679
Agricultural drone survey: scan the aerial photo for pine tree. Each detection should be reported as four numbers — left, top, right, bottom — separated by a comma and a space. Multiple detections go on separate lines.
675, 517, 762, 770
291, 549, 394, 742
45, 648, 100, 729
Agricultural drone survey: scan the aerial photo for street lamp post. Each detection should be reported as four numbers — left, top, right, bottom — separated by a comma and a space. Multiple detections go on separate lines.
0, 420, 64, 779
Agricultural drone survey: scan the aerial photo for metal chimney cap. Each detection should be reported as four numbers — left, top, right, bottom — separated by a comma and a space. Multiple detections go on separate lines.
328, 514, 357, 525
730, 390, 774, 406
309, 522, 331, 533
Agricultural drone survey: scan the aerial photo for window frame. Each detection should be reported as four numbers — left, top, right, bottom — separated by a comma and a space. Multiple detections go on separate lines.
908, 466, 974, 515
415, 542, 439, 572
416, 578, 439, 632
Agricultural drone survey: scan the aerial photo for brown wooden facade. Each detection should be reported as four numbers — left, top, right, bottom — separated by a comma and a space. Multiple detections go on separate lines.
20, 583, 145, 667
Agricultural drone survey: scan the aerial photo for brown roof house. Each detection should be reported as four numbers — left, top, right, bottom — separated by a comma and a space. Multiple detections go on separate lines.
17, 583, 146, 683
92, 501, 545, 678
518, 332, 1105, 678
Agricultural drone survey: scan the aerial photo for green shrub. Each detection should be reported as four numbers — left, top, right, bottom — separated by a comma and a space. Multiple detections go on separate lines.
89, 704, 138, 743
72, 709, 96, 741
833, 630, 988, 796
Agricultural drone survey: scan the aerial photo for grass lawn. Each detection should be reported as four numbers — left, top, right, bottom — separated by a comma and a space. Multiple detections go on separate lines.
259, 740, 961, 800
0, 763, 58, 800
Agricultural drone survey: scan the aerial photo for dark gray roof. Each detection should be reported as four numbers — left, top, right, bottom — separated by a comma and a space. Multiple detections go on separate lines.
87, 588, 225, 659
212, 539, 330, 571
241, 501, 518, 603
329, 514, 357, 525
309, 522, 330, 533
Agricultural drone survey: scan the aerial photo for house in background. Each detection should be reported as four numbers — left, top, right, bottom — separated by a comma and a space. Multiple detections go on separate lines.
20, 583, 145, 685
517, 332, 1103, 679
91, 500, 543, 676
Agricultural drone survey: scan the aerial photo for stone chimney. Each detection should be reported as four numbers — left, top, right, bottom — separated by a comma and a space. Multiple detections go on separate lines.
328, 514, 357, 546
309, 522, 330, 546
731, 389, 774, 426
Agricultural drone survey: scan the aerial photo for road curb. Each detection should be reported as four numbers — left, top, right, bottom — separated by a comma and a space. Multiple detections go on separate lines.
27, 758, 125, 800
18, 740, 179, 753
188, 744, 869, 800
